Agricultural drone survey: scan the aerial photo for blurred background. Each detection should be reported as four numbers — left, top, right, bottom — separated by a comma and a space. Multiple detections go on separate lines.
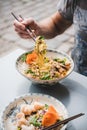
0, 0, 75, 57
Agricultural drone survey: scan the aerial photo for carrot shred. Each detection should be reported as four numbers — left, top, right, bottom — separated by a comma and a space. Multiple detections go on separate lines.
48, 105, 58, 114
42, 105, 60, 127
26, 51, 38, 64
42, 112, 58, 127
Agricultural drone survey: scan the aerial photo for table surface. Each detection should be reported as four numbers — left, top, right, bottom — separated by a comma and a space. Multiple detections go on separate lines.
0, 49, 87, 130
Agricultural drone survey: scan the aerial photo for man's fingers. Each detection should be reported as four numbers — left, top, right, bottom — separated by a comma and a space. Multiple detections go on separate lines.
21, 18, 37, 30
14, 20, 25, 30
13, 18, 39, 39
21, 18, 34, 26
15, 28, 28, 34
17, 32, 31, 39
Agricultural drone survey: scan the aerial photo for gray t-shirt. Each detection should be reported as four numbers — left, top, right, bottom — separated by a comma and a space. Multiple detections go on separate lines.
58, 0, 87, 76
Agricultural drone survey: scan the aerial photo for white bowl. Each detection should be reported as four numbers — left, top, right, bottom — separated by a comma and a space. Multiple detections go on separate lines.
1, 93, 68, 130
16, 49, 74, 85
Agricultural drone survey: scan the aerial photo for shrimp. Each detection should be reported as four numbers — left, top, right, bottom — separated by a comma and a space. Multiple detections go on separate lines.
21, 104, 35, 115
33, 101, 44, 111
17, 118, 27, 127
16, 112, 25, 119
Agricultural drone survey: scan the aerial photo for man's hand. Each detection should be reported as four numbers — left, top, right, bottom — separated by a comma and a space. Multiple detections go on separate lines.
14, 18, 40, 39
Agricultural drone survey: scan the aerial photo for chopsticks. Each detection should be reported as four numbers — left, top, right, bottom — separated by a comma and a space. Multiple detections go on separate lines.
19, 14, 37, 38
42, 113, 85, 130
11, 12, 36, 42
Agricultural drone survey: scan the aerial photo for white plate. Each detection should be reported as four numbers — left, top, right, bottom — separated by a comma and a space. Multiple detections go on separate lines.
1, 93, 68, 130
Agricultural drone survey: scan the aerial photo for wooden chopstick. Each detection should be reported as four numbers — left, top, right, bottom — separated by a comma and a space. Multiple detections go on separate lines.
11, 12, 36, 42
42, 113, 85, 130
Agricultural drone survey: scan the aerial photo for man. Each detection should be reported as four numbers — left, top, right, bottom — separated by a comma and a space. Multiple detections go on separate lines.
14, 0, 87, 76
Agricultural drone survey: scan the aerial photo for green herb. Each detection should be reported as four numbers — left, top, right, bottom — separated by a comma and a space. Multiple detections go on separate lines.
40, 73, 51, 80
60, 60, 65, 64
44, 57, 49, 63
39, 36, 44, 40
27, 51, 32, 54
25, 69, 34, 74
30, 116, 41, 127
54, 58, 58, 62
41, 49, 46, 54
21, 54, 27, 62
59, 58, 66, 65
17, 127, 21, 130
45, 104, 49, 109
54, 58, 66, 65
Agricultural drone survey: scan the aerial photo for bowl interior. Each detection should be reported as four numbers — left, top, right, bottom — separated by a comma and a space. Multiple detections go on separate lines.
1, 93, 68, 130
16, 49, 74, 85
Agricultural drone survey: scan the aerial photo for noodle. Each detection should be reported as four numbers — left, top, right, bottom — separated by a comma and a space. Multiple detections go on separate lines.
34, 36, 47, 67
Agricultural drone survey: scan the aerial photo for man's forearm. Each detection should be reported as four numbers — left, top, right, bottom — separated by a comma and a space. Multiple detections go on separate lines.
38, 12, 72, 39
38, 17, 58, 39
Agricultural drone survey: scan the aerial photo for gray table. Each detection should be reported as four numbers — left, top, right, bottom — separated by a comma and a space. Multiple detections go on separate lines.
0, 49, 87, 130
